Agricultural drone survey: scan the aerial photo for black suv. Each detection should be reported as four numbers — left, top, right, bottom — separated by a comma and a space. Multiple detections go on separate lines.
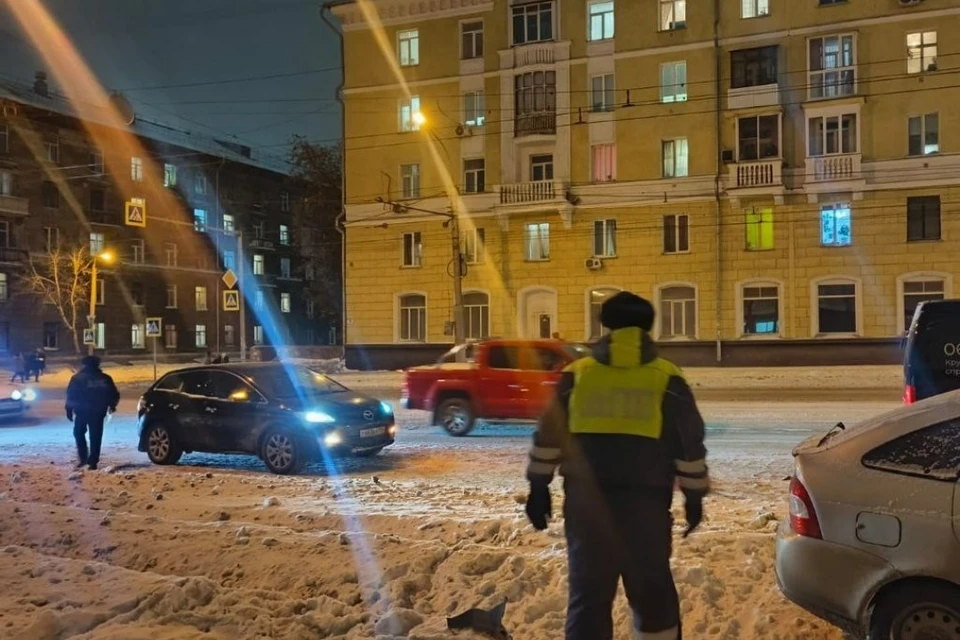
137, 363, 396, 474
903, 299, 960, 404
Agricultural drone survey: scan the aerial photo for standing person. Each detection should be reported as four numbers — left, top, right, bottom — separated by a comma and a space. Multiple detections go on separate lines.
24, 351, 38, 383
65, 356, 120, 471
34, 349, 46, 380
524, 292, 709, 640
10, 352, 25, 383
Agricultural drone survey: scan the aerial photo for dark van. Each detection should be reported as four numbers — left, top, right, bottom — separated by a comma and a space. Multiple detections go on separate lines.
903, 299, 960, 404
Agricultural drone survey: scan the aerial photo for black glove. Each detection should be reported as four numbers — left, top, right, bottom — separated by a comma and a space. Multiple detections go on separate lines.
65, 408, 73, 422
525, 482, 552, 531
683, 491, 703, 537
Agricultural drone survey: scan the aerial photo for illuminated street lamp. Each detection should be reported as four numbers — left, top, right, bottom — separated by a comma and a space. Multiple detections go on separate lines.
411, 111, 426, 128
87, 250, 113, 355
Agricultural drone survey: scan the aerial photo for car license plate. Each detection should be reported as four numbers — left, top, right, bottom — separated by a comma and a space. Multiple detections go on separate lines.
360, 427, 386, 438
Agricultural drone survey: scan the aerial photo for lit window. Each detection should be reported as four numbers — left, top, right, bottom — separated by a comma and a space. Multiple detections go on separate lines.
663, 214, 689, 254
195, 286, 208, 311
907, 196, 941, 242
525, 222, 550, 261
588, 1, 614, 41
594, 219, 617, 257
253, 254, 265, 275
816, 281, 857, 334
399, 96, 422, 132
907, 31, 937, 74
463, 228, 485, 264
0, 170, 11, 195
223, 250, 236, 270
253, 325, 264, 345
165, 325, 178, 349
398, 29, 419, 66
808, 114, 857, 156
531, 154, 554, 181
742, 284, 779, 335
223, 214, 235, 233
592, 144, 617, 182
131, 156, 143, 182
131, 324, 145, 349
463, 291, 489, 340
588, 288, 620, 340
742, 0, 769, 18
464, 159, 485, 193
401, 163, 420, 198
808, 35, 856, 99
255, 290, 265, 310
738, 115, 779, 160
512, 2, 553, 46
660, 61, 687, 103
195, 324, 207, 348
89, 232, 105, 255
194, 209, 207, 232
280, 258, 291, 278
279, 224, 290, 245
164, 242, 178, 267
908, 113, 938, 156
662, 138, 689, 177
398, 294, 427, 342
591, 74, 615, 112
659, 0, 686, 31
745, 207, 774, 250
280, 293, 291, 313
461, 21, 484, 60
163, 163, 177, 187
0, 273, 7, 300
659, 286, 696, 338
402, 232, 422, 267
464, 91, 485, 126
903, 280, 945, 331
166, 285, 177, 308
820, 203, 852, 247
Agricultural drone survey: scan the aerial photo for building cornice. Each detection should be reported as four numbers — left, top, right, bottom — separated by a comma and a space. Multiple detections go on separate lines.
332, 0, 493, 32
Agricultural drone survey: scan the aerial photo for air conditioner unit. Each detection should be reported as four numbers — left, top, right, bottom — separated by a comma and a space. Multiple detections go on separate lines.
585, 257, 603, 271
721, 149, 735, 163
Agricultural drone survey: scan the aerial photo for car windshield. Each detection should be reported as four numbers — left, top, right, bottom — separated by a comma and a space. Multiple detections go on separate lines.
249, 366, 347, 399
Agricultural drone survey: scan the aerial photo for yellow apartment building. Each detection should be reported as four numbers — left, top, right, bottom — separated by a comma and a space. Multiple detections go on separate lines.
328, 0, 960, 369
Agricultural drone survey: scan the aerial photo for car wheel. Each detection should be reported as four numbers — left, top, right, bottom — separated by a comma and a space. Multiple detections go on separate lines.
146, 423, 182, 465
261, 427, 306, 475
353, 446, 384, 458
437, 397, 475, 436
869, 583, 960, 640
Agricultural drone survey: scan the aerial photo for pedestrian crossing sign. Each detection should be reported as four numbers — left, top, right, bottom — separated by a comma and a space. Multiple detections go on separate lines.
145, 318, 162, 338
223, 290, 240, 312
125, 199, 146, 227
83, 328, 95, 345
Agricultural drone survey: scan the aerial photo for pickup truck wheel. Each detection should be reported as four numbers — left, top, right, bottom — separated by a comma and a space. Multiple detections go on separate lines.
437, 398, 475, 436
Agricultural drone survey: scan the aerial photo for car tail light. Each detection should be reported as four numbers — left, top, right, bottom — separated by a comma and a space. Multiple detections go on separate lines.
789, 475, 822, 539
903, 384, 916, 405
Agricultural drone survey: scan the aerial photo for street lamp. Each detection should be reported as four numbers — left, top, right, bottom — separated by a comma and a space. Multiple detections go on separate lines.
411, 111, 426, 128
88, 250, 113, 355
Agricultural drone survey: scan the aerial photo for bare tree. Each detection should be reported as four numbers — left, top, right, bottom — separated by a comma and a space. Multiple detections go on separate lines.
21, 247, 92, 353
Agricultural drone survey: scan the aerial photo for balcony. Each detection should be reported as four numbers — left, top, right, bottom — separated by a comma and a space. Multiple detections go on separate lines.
249, 237, 276, 250
514, 43, 555, 67
0, 247, 26, 263
806, 153, 861, 183
727, 83, 780, 110
729, 159, 783, 189
499, 181, 563, 206
515, 113, 556, 137
0, 194, 28, 217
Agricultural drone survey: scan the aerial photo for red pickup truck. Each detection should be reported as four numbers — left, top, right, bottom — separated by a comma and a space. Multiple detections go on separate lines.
401, 339, 591, 436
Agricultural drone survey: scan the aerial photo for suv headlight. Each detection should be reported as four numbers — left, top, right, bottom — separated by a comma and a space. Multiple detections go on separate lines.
10, 390, 21, 401
304, 411, 336, 424
380, 401, 393, 415
23, 389, 36, 402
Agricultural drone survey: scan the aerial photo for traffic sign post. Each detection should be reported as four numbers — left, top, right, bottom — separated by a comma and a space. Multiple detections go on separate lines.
145, 318, 162, 380
82, 328, 95, 346
125, 199, 146, 227
223, 289, 240, 312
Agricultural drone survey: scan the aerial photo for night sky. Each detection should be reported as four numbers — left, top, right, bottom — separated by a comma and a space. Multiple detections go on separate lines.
0, 0, 341, 166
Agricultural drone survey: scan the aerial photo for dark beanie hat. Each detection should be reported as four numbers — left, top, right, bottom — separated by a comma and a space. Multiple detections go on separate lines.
81, 355, 101, 370
600, 291, 655, 331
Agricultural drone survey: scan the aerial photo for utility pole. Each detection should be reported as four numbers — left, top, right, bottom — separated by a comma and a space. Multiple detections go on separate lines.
237, 229, 247, 361
449, 211, 465, 345
87, 258, 98, 356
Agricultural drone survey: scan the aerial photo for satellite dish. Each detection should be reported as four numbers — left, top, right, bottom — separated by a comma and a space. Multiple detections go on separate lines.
109, 92, 136, 126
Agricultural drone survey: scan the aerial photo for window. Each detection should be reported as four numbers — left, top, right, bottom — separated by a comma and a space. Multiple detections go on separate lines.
863, 420, 960, 481
45, 136, 59, 164
402, 232, 422, 267
305, 262, 315, 281
131, 324, 145, 349
195, 324, 207, 348
0, 170, 11, 195
89, 232, 105, 255
165, 325, 178, 349
398, 29, 419, 66
280, 292, 291, 313
588, 1, 614, 41
42, 181, 59, 209
0, 125, 7, 153
0, 222, 8, 250
193, 209, 207, 232
514, 71, 557, 135
742, 284, 779, 335
90, 150, 104, 176
131, 282, 145, 307
401, 163, 420, 198
279, 224, 290, 245
89, 188, 105, 212
280, 257, 291, 278
531, 154, 554, 181
163, 163, 177, 187
195, 286, 208, 311
660, 62, 687, 103
741, 0, 769, 18
166, 285, 177, 309
663, 214, 690, 254
731, 46, 778, 89
662, 138, 689, 178
306, 299, 315, 319
255, 290, 265, 310
908, 113, 939, 156
222, 214, 235, 233
512, 2, 553, 46
194, 174, 208, 195
461, 21, 484, 59
738, 115, 779, 160
399, 96, 422, 132
588, 288, 619, 340
817, 282, 857, 334
224, 324, 235, 347
95, 278, 105, 306
253, 325, 264, 346
223, 250, 236, 270
907, 196, 941, 242
659, 286, 696, 338
164, 242, 178, 266
659, 0, 686, 31
591, 74, 615, 112
820, 203, 852, 247
94, 323, 105, 350
253, 254, 265, 275
463, 291, 489, 340
0, 273, 7, 301
592, 144, 617, 182
808, 114, 857, 156
907, 31, 937, 74
808, 35, 855, 99
903, 280, 945, 331
463, 228, 485, 264
464, 91, 485, 126
43, 322, 59, 350
44, 227, 59, 253
253, 222, 264, 239
399, 293, 427, 342
131, 156, 143, 182
594, 219, 617, 257
280, 192, 290, 212
525, 222, 550, 261
746, 207, 774, 250
464, 159, 485, 193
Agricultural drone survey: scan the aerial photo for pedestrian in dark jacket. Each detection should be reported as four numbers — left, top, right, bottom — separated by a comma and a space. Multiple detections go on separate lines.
24, 352, 38, 382
525, 292, 709, 640
34, 349, 46, 380
10, 352, 25, 383
65, 355, 120, 470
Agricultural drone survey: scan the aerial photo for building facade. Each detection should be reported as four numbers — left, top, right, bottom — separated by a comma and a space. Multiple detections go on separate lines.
0, 76, 336, 358
332, 0, 959, 369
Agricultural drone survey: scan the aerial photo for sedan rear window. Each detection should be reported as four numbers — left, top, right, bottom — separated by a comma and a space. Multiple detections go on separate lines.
862, 419, 960, 481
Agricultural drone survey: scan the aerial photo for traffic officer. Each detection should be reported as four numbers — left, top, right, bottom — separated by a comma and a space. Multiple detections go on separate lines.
65, 355, 120, 471
525, 291, 709, 640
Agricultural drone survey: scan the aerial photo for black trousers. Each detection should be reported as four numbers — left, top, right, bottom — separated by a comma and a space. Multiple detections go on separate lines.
563, 480, 680, 640
74, 412, 106, 466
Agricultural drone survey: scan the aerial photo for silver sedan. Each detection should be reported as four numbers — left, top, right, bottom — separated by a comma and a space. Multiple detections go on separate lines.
776, 390, 960, 639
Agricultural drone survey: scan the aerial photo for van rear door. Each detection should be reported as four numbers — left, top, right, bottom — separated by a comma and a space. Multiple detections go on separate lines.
905, 301, 960, 401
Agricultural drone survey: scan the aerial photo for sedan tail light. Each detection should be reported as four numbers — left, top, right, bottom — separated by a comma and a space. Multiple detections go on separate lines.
789, 475, 822, 539
903, 384, 916, 405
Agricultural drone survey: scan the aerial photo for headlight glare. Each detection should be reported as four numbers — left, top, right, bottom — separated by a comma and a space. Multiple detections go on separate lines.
23, 389, 36, 402
323, 432, 343, 447
10, 390, 21, 401
304, 411, 336, 424
380, 401, 393, 415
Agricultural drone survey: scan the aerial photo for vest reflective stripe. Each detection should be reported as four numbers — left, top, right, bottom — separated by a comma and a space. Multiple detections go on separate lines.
566, 357, 678, 438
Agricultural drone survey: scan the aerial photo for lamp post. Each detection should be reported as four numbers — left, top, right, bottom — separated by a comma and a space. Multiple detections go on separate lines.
88, 250, 113, 355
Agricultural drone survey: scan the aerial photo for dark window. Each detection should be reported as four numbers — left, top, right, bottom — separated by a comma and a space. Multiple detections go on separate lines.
43, 322, 59, 349
907, 196, 941, 242
512, 1, 553, 46
534, 347, 565, 372
738, 115, 779, 161
742, 286, 779, 335
731, 46, 778, 89
663, 214, 689, 254
208, 371, 259, 401
131, 282, 145, 306
90, 188, 105, 212
486, 345, 521, 369
903, 280, 945, 331
42, 181, 60, 209
155, 373, 185, 392
817, 283, 857, 333
181, 371, 217, 397
862, 420, 960, 481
